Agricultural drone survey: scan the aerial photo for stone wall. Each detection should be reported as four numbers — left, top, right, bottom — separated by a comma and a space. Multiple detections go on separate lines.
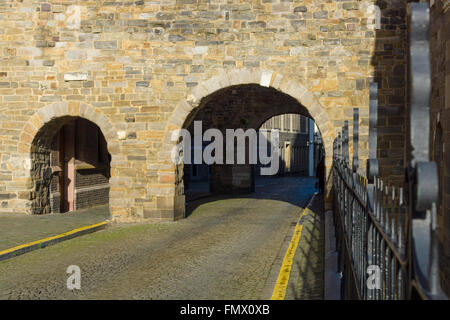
373, 0, 408, 186
30, 138, 53, 214
0, 0, 387, 220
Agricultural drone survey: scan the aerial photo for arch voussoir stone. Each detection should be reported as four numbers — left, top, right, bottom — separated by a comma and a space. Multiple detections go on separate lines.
187, 84, 209, 107
214, 70, 231, 89
270, 72, 284, 89
202, 76, 224, 95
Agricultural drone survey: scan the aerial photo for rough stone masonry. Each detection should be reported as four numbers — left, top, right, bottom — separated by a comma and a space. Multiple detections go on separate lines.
1, 0, 416, 222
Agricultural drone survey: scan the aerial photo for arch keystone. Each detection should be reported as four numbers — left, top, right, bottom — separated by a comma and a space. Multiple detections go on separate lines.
249, 69, 262, 84
260, 70, 273, 87
238, 69, 253, 84
68, 102, 80, 116
53, 102, 68, 117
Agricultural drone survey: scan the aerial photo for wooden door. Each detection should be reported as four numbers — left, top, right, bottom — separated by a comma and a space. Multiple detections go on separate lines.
61, 122, 76, 212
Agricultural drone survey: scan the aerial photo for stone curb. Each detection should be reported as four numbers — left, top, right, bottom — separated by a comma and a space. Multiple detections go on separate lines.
0, 221, 108, 262
324, 209, 342, 300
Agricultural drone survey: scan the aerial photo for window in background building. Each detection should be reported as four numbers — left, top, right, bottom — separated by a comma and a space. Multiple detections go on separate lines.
300, 116, 308, 134
292, 114, 300, 132
283, 114, 290, 132
273, 115, 281, 130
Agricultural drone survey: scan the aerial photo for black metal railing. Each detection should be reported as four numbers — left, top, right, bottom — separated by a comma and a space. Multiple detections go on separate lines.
332, 3, 447, 300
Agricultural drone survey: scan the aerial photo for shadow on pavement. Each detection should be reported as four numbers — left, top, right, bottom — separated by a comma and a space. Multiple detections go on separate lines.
185, 176, 318, 219
288, 194, 325, 300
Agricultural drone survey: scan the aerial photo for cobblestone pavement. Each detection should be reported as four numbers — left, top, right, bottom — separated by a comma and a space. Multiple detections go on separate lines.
0, 177, 316, 300
285, 194, 324, 300
0, 206, 111, 251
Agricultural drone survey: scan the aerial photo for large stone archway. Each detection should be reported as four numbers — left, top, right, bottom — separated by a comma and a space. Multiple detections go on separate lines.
165, 69, 332, 146
164, 68, 333, 163
15, 102, 127, 218
159, 68, 335, 219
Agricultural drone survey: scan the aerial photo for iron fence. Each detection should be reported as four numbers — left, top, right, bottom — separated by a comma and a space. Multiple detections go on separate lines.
332, 3, 447, 300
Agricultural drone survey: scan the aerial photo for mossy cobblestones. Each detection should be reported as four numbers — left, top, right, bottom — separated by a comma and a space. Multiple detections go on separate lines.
0, 177, 317, 300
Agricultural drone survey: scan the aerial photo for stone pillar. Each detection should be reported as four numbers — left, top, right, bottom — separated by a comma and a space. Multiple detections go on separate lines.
146, 163, 185, 221
210, 164, 255, 194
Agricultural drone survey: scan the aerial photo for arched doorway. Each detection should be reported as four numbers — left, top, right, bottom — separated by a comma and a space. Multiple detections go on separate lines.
158, 69, 334, 221
178, 84, 325, 213
30, 116, 111, 214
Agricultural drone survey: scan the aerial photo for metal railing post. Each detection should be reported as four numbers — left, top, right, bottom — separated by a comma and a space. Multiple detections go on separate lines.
352, 108, 359, 173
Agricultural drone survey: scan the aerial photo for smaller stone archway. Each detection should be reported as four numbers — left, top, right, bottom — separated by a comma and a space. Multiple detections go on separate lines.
160, 68, 334, 220
17, 102, 123, 217
182, 84, 319, 194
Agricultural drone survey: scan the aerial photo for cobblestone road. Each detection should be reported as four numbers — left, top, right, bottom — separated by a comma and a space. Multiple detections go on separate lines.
0, 177, 315, 300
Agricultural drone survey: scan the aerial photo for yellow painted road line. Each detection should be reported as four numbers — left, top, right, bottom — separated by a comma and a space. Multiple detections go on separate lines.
271, 208, 310, 300
0, 221, 108, 256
